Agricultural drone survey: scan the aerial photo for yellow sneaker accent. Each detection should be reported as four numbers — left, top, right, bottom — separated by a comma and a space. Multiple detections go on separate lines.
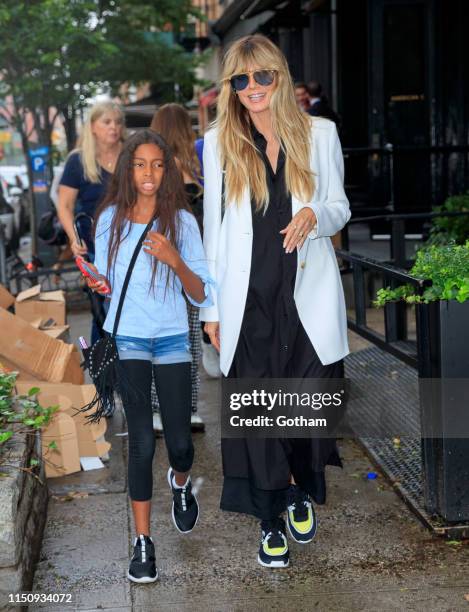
264, 541, 288, 556
289, 506, 313, 534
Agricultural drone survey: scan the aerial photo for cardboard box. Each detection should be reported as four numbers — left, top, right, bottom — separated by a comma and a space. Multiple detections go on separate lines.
15, 284, 66, 326
29, 317, 71, 341
0, 284, 15, 310
39, 394, 81, 478
43, 326, 71, 341
0, 308, 83, 384
0, 357, 41, 382
16, 381, 111, 458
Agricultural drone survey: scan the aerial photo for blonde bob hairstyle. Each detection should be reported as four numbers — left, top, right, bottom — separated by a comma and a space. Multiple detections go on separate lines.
75, 101, 126, 184
217, 35, 314, 211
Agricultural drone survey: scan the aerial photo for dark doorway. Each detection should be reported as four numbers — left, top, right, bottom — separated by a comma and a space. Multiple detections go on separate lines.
371, 0, 432, 222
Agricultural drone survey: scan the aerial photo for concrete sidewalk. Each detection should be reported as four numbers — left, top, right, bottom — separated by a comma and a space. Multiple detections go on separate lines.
30, 313, 469, 612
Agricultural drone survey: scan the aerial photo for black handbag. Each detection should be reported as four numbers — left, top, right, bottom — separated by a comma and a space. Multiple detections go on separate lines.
78, 216, 155, 423
38, 207, 68, 246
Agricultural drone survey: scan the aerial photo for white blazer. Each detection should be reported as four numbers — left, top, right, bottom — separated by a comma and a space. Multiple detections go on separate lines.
200, 116, 351, 375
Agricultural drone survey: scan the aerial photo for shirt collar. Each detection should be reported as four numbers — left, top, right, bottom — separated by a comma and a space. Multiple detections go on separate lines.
251, 123, 266, 147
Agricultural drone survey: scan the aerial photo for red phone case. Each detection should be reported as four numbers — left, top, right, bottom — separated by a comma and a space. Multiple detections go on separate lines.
75, 258, 111, 294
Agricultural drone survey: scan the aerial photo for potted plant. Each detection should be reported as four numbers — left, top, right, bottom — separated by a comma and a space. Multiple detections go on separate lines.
374, 241, 469, 522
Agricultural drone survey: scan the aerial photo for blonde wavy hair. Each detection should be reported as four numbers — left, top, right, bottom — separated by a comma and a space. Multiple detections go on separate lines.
76, 101, 126, 183
150, 103, 202, 187
217, 35, 314, 211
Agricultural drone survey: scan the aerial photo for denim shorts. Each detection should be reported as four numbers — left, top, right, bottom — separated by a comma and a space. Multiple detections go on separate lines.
115, 332, 192, 365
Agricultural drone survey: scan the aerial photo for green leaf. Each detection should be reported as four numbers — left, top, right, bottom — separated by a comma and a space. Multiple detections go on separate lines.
0, 431, 13, 445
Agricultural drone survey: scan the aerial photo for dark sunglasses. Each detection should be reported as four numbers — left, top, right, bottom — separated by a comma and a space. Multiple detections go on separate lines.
230, 70, 276, 92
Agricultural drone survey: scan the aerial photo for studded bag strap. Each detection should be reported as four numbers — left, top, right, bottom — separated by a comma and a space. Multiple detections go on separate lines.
111, 216, 156, 338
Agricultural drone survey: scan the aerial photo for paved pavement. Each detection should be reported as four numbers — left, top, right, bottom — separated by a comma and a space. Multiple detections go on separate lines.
29, 311, 469, 612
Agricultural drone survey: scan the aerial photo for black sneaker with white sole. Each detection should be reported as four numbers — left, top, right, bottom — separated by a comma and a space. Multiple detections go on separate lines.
167, 467, 199, 533
286, 484, 317, 544
258, 517, 290, 568
127, 534, 158, 583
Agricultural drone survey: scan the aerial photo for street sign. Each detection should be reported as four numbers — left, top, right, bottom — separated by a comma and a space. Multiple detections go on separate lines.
29, 146, 49, 157
32, 156, 45, 172
29, 146, 50, 174
28, 144, 52, 263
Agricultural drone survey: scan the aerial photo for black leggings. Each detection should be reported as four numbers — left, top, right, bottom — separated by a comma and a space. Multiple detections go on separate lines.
120, 359, 193, 502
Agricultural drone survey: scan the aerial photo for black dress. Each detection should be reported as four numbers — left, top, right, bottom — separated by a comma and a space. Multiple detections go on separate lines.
220, 128, 343, 521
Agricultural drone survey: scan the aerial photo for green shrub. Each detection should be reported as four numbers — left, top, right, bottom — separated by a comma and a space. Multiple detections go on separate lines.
0, 370, 57, 467
429, 193, 469, 245
374, 241, 469, 306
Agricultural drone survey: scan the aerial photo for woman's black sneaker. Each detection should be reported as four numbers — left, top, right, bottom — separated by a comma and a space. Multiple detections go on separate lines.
167, 467, 199, 534
127, 534, 158, 583
258, 517, 290, 568
286, 484, 317, 544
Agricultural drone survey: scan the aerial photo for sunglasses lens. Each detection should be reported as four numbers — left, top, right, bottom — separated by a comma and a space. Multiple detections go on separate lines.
231, 74, 249, 91
254, 70, 275, 86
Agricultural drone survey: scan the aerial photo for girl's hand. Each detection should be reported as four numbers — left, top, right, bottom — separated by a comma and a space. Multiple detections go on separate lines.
143, 231, 181, 269
86, 276, 111, 295
204, 322, 220, 353
280, 207, 317, 253
79, 260, 111, 294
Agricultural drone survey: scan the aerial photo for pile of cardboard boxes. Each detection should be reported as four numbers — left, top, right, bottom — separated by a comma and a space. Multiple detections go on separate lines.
0, 283, 110, 478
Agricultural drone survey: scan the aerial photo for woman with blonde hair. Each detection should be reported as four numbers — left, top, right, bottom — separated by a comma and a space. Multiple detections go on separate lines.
58, 101, 126, 344
201, 35, 351, 568
150, 103, 207, 432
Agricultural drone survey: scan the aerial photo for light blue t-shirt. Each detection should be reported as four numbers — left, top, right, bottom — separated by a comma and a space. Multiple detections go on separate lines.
94, 206, 214, 338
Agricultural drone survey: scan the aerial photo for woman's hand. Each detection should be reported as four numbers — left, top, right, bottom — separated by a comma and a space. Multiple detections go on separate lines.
280, 207, 317, 253
71, 239, 88, 258
204, 322, 220, 353
143, 231, 180, 269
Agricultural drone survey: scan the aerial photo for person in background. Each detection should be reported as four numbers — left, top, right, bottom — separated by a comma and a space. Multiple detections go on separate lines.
151, 103, 210, 432
294, 81, 312, 112
193, 135, 222, 380
307, 81, 341, 127
57, 101, 126, 346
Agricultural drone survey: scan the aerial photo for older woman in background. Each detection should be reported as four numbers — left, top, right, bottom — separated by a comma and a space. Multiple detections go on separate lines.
57, 101, 126, 347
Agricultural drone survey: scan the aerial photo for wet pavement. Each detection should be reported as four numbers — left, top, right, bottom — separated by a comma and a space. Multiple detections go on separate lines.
29, 314, 469, 612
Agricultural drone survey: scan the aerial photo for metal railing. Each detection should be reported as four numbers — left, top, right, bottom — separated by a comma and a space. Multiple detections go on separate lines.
342, 209, 469, 268
8, 260, 87, 306
337, 248, 429, 368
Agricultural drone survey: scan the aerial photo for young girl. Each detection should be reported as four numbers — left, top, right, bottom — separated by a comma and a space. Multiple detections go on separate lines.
84, 129, 213, 583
